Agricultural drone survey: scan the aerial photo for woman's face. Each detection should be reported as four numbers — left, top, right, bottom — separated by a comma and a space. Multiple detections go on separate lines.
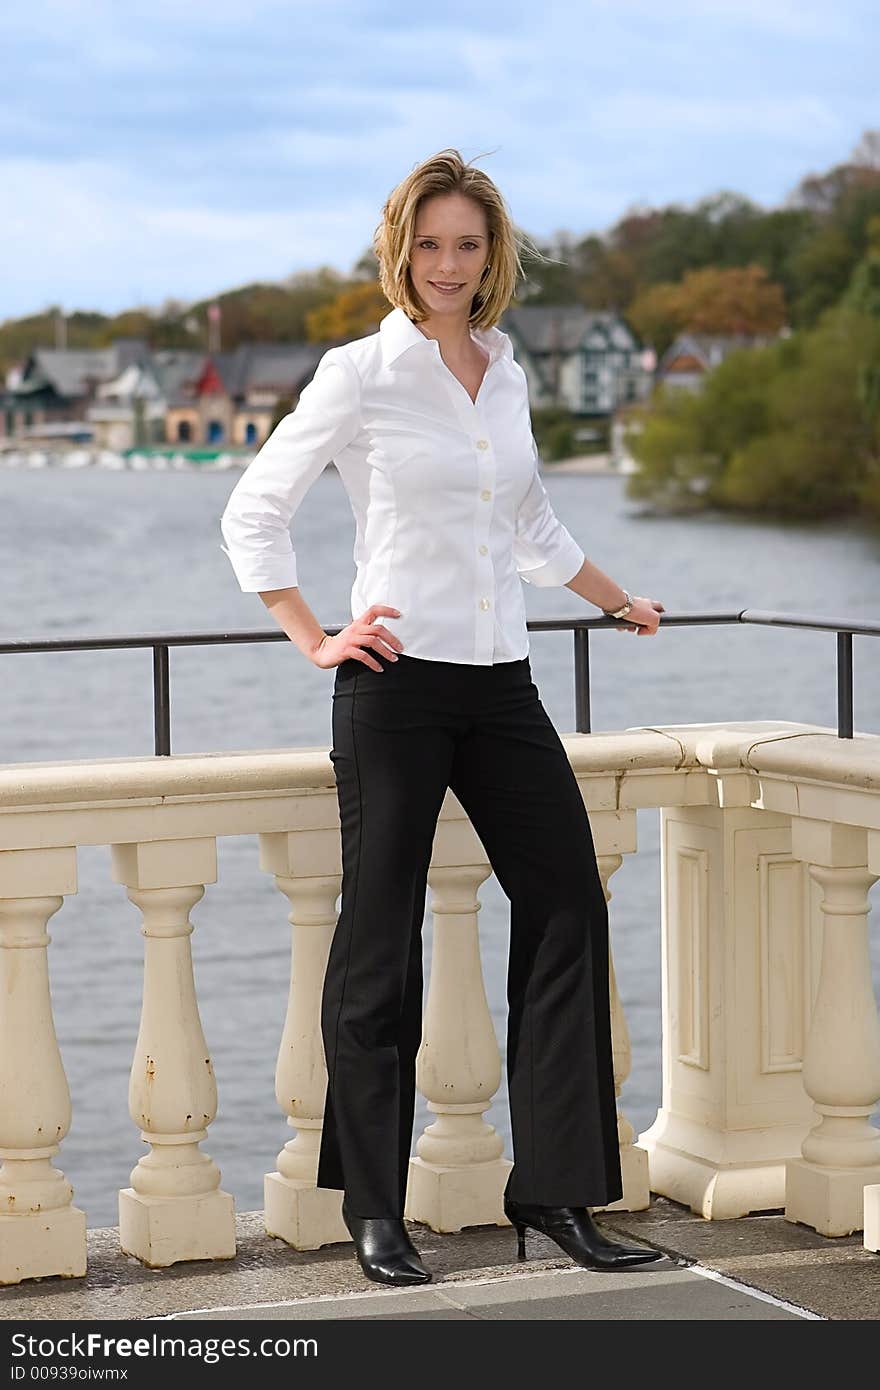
409, 192, 491, 321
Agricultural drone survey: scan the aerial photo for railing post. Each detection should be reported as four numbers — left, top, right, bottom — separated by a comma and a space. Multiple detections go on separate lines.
574, 627, 591, 734
837, 631, 854, 740
153, 644, 171, 756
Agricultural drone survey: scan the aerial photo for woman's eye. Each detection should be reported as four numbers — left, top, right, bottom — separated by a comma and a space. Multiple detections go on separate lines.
417, 241, 478, 250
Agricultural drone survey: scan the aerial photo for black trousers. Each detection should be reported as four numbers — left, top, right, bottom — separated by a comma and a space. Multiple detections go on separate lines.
316, 650, 623, 1217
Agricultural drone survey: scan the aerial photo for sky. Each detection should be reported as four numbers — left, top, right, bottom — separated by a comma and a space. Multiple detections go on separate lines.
3, 0, 877, 322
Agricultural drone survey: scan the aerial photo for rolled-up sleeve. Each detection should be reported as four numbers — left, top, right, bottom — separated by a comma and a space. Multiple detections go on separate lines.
219, 348, 361, 592
513, 433, 586, 587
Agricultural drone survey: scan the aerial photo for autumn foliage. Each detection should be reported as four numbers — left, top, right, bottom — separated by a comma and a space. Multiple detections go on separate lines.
305, 281, 390, 342
627, 265, 788, 356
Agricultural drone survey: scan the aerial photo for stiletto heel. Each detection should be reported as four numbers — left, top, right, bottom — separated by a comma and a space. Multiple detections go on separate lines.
504, 1196, 664, 1272
341, 1199, 433, 1286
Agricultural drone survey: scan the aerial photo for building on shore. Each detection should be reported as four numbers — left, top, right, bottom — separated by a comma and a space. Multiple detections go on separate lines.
162, 343, 325, 450
2, 338, 155, 444
500, 303, 654, 417
656, 331, 779, 392
3, 304, 659, 453
1, 338, 331, 453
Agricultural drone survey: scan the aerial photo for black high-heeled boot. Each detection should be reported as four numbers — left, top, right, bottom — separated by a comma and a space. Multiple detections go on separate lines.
341, 1199, 432, 1286
504, 1197, 664, 1271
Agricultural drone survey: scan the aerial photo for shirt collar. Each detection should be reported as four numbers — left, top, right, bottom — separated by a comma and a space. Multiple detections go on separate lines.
379, 305, 514, 369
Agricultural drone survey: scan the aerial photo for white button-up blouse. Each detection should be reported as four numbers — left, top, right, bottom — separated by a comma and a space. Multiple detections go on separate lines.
219, 305, 586, 665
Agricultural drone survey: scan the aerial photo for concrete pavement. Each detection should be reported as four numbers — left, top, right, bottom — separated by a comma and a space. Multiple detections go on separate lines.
3, 1197, 875, 1321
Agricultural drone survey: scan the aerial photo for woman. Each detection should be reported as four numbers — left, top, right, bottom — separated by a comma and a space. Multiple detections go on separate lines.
220, 148, 665, 1287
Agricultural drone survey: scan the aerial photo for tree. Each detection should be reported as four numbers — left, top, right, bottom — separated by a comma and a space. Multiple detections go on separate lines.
628, 298, 880, 520
670, 264, 786, 335
305, 281, 389, 341
845, 216, 880, 319
852, 131, 880, 170
623, 387, 712, 509
352, 247, 381, 281
628, 265, 786, 352
625, 282, 684, 356
96, 309, 154, 345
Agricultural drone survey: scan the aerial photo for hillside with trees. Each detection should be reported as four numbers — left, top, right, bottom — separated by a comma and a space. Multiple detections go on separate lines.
623, 133, 880, 523
3, 130, 877, 367
3, 131, 879, 522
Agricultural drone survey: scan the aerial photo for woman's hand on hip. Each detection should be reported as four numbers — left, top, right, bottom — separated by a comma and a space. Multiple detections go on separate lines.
311, 605, 406, 671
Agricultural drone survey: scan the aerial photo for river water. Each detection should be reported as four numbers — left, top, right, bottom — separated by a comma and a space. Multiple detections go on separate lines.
2, 460, 879, 1229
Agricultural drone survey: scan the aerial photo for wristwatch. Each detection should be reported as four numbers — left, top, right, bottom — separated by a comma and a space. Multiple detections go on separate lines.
605, 589, 634, 620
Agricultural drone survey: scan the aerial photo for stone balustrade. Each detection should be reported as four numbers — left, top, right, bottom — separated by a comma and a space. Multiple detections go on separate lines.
0, 719, 878, 1283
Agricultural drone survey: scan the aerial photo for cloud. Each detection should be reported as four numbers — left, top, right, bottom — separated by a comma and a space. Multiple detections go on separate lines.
1, 1, 876, 318
1, 156, 379, 313
589, 0, 861, 40
591, 93, 842, 142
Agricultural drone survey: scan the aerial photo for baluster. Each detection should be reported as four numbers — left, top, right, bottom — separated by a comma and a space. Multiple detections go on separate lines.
785, 819, 880, 1236
0, 848, 85, 1283
594, 850, 650, 1211
260, 827, 346, 1250
407, 852, 510, 1232
112, 839, 235, 1266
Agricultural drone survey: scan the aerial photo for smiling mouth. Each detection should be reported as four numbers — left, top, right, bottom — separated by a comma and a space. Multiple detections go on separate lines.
429, 282, 465, 291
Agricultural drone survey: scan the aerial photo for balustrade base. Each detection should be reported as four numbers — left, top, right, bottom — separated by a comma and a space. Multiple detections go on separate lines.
784, 1159, 880, 1238
405, 1156, 512, 1232
641, 1145, 789, 1220
0, 1207, 86, 1285
864, 1184, 880, 1252
119, 1187, 236, 1268
640, 1108, 811, 1218
594, 1143, 651, 1213
264, 1173, 348, 1251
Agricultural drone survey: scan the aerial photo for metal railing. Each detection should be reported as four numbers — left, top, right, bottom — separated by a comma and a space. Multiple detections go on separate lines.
1, 610, 876, 755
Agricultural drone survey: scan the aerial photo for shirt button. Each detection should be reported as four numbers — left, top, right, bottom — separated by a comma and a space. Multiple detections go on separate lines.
479, 597, 491, 610
480, 489, 492, 501
478, 544, 488, 555
476, 439, 489, 450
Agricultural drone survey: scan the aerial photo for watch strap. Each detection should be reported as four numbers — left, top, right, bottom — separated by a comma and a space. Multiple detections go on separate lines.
606, 589, 633, 620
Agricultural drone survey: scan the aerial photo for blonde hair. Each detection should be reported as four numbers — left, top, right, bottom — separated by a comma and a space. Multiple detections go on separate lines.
373, 147, 542, 330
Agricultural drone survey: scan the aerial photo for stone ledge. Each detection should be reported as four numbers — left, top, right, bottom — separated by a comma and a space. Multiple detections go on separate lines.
0, 1210, 603, 1322
1, 1199, 876, 1321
